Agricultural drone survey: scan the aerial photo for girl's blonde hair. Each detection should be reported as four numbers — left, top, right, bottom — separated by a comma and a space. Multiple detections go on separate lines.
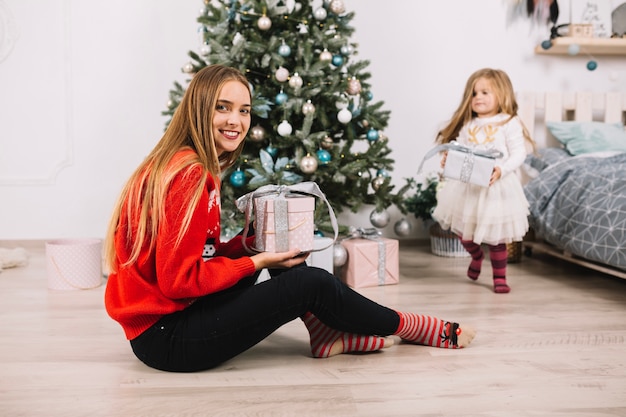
104, 65, 251, 273
436, 68, 534, 147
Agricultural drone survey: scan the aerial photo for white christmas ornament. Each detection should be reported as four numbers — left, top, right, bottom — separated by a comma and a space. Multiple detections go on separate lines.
199, 43, 211, 56
289, 72, 303, 89
275, 67, 290, 82
257, 15, 272, 30
302, 100, 316, 115
314, 7, 327, 21
277, 120, 293, 137
182, 62, 194, 73
337, 108, 352, 124
319, 49, 332, 62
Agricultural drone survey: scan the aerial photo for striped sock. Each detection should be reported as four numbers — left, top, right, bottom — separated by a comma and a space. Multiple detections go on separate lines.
461, 240, 484, 280
488, 243, 510, 293
394, 312, 476, 349
301, 313, 392, 358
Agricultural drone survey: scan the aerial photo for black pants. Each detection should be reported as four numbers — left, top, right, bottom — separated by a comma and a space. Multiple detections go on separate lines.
130, 265, 400, 372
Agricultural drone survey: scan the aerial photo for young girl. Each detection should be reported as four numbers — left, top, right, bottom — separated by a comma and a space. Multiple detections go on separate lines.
432, 68, 534, 294
103, 64, 476, 372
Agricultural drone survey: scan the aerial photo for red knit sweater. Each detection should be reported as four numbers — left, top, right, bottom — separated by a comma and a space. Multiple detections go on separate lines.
104, 150, 256, 340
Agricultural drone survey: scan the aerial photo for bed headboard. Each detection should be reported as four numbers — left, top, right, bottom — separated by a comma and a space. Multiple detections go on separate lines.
516, 91, 626, 149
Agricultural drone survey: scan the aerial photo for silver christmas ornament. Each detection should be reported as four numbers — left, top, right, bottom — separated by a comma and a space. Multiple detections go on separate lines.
370, 208, 390, 228
320, 136, 334, 149
329, 0, 346, 15
333, 243, 348, 267
299, 154, 318, 174
371, 175, 385, 191
346, 78, 361, 95
394, 218, 412, 237
249, 125, 267, 142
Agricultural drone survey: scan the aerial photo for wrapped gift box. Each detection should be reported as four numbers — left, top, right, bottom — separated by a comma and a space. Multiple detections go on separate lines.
258, 195, 315, 253
443, 148, 495, 187
339, 237, 399, 288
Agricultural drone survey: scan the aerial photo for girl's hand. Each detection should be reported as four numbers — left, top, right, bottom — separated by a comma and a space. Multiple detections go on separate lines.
440, 151, 448, 168
251, 248, 309, 270
489, 166, 502, 186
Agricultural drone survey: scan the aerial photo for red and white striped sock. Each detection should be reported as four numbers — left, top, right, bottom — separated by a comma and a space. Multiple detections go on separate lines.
394, 312, 476, 349
488, 243, 510, 293
301, 313, 391, 358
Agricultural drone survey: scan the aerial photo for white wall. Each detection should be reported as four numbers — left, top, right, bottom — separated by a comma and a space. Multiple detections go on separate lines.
1, 0, 624, 240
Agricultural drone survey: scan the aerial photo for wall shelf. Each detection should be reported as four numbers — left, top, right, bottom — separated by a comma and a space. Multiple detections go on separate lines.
535, 37, 626, 56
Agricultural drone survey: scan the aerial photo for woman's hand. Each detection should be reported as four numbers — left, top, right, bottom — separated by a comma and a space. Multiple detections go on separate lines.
489, 166, 502, 186
251, 248, 309, 271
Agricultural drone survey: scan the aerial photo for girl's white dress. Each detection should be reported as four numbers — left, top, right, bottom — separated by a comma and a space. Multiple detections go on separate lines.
432, 113, 530, 245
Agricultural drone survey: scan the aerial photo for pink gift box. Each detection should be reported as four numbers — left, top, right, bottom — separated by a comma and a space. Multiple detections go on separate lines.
259, 195, 315, 253
339, 238, 399, 288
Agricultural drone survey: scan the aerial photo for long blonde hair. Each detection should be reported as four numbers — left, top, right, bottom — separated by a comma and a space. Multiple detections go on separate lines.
436, 68, 534, 147
104, 65, 251, 273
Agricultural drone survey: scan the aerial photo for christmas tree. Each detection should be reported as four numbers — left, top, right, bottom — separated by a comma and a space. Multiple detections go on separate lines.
163, 0, 409, 237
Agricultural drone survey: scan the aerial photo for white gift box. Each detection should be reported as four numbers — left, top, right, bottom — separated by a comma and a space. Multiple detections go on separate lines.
443, 147, 496, 187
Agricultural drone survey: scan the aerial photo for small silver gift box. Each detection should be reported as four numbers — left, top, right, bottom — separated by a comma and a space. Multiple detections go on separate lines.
417, 142, 502, 188
443, 147, 496, 187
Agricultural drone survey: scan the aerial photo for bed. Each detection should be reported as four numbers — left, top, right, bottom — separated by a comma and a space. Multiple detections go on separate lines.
516, 91, 626, 280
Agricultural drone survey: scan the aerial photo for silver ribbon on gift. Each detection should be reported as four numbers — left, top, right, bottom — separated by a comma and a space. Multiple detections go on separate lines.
416, 141, 503, 178
343, 227, 387, 286
236, 182, 339, 253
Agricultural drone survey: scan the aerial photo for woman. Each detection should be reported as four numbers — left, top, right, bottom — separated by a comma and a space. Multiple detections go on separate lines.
104, 64, 475, 372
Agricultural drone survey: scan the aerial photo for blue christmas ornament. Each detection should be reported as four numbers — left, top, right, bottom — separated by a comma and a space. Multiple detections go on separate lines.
265, 146, 278, 158
366, 128, 379, 141
376, 168, 389, 177
586, 60, 598, 71
275, 91, 288, 105
541, 40, 552, 50
331, 54, 344, 67
365, 91, 373, 101
314, 230, 325, 237
229, 169, 245, 187
316, 149, 331, 164
278, 44, 291, 57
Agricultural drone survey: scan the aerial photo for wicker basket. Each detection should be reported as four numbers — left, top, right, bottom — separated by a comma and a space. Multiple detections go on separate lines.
507, 241, 523, 263
429, 223, 470, 258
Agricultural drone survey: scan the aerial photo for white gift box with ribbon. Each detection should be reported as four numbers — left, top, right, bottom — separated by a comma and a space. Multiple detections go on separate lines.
418, 141, 503, 187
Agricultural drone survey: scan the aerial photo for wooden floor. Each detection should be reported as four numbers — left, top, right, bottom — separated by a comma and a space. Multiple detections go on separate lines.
1, 240, 625, 417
